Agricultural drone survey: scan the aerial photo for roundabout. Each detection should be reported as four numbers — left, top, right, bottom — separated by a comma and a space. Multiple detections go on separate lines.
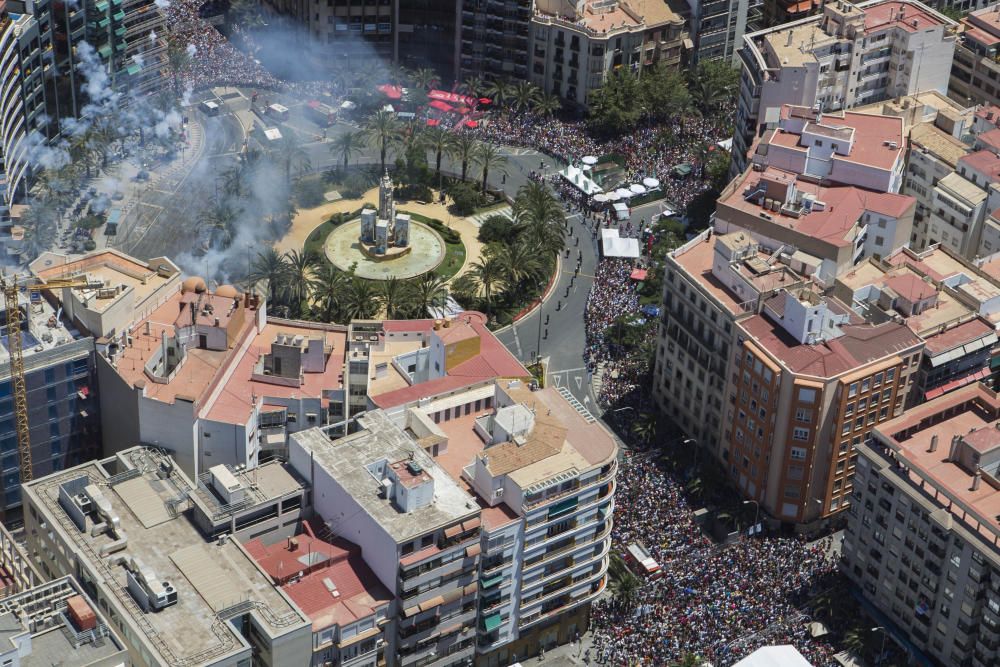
324, 218, 445, 280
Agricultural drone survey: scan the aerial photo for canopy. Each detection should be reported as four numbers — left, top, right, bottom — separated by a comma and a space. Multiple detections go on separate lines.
630, 184, 646, 194
592, 193, 608, 203
601, 229, 640, 258
673, 163, 693, 176
464, 120, 479, 128
479, 97, 491, 104
582, 155, 598, 165
425, 118, 440, 126
605, 191, 621, 201
377, 84, 402, 99
615, 188, 634, 199
613, 202, 630, 220
429, 89, 476, 106
643, 177, 660, 188
429, 100, 454, 112
560, 165, 603, 195
340, 100, 356, 110
630, 268, 648, 281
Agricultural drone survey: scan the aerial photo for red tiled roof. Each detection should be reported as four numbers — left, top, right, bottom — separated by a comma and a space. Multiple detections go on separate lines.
883, 273, 936, 303
959, 150, 1000, 183
978, 128, 1000, 154
863, 1, 946, 35
922, 317, 996, 355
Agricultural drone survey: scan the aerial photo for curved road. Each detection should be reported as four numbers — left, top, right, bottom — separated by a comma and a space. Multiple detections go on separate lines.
114, 87, 665, 414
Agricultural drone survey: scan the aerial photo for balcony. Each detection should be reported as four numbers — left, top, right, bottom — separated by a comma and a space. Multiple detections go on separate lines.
523, 460, 616, 511
524, 522, 612, 570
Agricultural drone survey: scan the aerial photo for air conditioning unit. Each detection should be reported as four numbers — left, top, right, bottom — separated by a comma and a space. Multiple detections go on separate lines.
494, 488, 504, 499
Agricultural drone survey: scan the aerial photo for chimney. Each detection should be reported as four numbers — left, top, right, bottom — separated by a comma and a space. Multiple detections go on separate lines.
972, 469, 982, 492
929, 434, 938, 453
144, 320, 151, 336
948, 434, 961, 462
288, 537, 299, 551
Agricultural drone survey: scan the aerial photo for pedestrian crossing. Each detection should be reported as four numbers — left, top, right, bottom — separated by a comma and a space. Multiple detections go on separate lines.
499, 147, 537, 157
557, 386, 596, 424
468, 205, 514, 228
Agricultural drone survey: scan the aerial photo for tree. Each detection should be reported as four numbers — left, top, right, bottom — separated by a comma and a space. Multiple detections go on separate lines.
363, 110, 403, 173
412, 273, 448, 316
228, 0, 266, 28
478, 215, 518, 245
460, 76, 483, 98
274, 132, 311, 184
198, 196, 240, 248
513, 181, 565, 255
18, 200, 58, 260
379, 277, 408, 319
330, 130, 363, 173
385, 63, 410, 88
283, 250, 320, 317
343, 277, 380, 320
688, 60, 738, 114
310, 264, 348, 322
533, 93, 561, 118
410, 67, 440, 91
495, 239, 542, 289
631, 411, 658, 447
483, 79, 513, 108
421, 125, 456, 189
467, 254, 505, 315
588, 70, 644, 135
641, 65, 692, 122
68, 129, 98, 179
511, 81, 541, 114
248, 248, 290, 306
473, 141, 507, 193
607, 554, 641, 610
452, 133, 478, 183
166, 36, 191, 100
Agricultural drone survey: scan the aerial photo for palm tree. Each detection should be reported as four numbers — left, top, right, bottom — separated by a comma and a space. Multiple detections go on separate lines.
310, 264, 348, 322
607, 554, 641, 610
331, 130, 363, 173
274, 133, 311, 184
460, 76, 483, 98
68, 130, 98, 179
533, 93, 561, 118
483, 79, 513, 108
363, 110, 403, 173
248, 248, 290, 307
412, 273, 448, 316
511, 81, 541, 114
166, 36, 191, 100
631, 411, 658, 447
198, 197, 240, 248
453, 133, 478, 183
18, 200, 58, 260
467, 255, 505, 315
422, 126, 457, 189
343, 277, 381, 320
410, 67, 440, 91
495, 239, 541, 288
513, 182, 565, 255
380, 277, 409, 319
473, 141, 507, 194
842, 627, 867, 655
219, 164, 246, 198
283, 249, 320, 317
385, 62, 410, 88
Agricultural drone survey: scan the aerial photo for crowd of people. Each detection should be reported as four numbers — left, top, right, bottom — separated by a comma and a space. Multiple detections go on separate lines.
473, 110, 732, 212
593, 456, 840, 666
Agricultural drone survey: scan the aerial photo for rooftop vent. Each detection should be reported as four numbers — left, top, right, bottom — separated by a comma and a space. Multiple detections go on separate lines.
406, 461, 423, 475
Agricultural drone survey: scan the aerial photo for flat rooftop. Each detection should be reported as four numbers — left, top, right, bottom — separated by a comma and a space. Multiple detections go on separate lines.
862, 0, 947, 35
767, 110, 905, 172
29, 249, 179, 317
890, 246, 1000, 324
292, 413, 480, 544
200, 321, 347, 424
873, 383, 1000, 541
670, 234, 744, 315
191, 460, 306, 517
23, 448, 308, 666
245, 525, 391, 631
908, 123, 968, 168
534, 0, 640, 33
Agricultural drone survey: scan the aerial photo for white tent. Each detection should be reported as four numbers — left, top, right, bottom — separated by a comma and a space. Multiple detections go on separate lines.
605, 191, 621, 201
582, 155, 598, 165
560, 165, 603, 195
643, 177, 660, 188
613, 202, 630, 221
601, 228, 640, 258
615, 187, 633, 199
593, 193, 608, 203
630, 184, 646, 194
734, 646, 814, 667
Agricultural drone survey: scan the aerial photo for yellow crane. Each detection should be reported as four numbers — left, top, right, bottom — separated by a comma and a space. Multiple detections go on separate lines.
0, 275, 104, 485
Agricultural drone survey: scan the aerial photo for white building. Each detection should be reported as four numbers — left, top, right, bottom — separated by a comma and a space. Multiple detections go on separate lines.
733, 0, 957, 174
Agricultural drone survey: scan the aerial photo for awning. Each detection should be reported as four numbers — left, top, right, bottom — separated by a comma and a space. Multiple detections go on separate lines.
377, 84, 402, 99
463, 582, 478, 596
425, 118, 440, 126
481, 574, 502, 589
479, 97, 491, 104
464, 120, 479, 128
924, 367, 990, 400
630, 269, 648, 281
547, 497, 578, 519
482, 613, 502, 632
466, 543, 481, 557
429, 100, 454, 112
444, 524, 463, 539
417, 595, 444, 612
462, 517, 481, 532
672, 163, 693, 176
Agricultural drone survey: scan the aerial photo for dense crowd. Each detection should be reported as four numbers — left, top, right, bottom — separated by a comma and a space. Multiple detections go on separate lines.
473, 110, 732, 212
594, 456, 840, 666
163, 0, 281, 90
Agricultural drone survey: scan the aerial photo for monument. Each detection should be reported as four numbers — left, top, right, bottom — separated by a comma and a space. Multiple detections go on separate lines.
360, 171, 410, 255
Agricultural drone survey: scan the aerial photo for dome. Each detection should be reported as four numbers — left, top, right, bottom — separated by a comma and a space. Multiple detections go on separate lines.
215, 284, 240, 299
181, 276, 207, 294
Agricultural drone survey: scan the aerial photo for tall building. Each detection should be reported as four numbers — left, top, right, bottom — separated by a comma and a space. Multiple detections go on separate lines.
397, 0, 462, 79
733, 0, 957, 174
843, 382, 1000, 667
22, 446, 314, 667
761, 0, 819, 31
459, 0, 532, 82
949, 3, 1000, 109
262, 0, 395, 68
528, 0, 687, 108
681, 0, 758, 64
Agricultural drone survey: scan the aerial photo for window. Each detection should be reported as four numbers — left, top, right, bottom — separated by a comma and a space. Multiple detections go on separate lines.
795, 408, 812, 423
790, 447, 807, 461
874, 372, 883, 387
862, 378, 870, 393
798, 387, 817, 403
849, 382, 858, 397
886, 368, 896, 382
793, 427, 810, 441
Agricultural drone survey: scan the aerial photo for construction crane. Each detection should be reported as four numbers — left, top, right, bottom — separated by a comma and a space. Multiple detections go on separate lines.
0, 274, 104, 485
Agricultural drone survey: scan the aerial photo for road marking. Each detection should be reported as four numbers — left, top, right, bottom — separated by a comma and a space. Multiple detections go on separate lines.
511, 325, 523, 358
552, 375, 562, 387
138, 202, 164, 209
563, 271, 595, 279
574, 376, 583, 390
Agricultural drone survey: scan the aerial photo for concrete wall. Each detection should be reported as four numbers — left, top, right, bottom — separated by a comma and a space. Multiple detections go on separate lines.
137, 394, 199, 479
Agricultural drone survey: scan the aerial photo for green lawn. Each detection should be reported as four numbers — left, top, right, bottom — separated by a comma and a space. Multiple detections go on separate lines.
398, 210, 466, 281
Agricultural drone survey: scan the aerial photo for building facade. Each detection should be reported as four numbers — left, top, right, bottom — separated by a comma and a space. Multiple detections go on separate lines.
949, 4, 1000, 110
733, 0, 956, 175
843, 383, 1000, 667
459, 0, 532, 82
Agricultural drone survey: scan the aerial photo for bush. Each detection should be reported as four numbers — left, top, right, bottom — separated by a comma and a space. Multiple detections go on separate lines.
341, 171, 372, 199
448, 182, 482, 216
478, 215, 518, 245
424, 218, 461, 245
83, 239, 97, 251
395, 183, 433, 203
295, 176, 327, 208
76, 215, 105, 230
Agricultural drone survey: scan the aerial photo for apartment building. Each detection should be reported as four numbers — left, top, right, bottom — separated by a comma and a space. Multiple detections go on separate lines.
762, 0, 819, 30
0, 287, 100, 516
843, 382, 1000, 667
289, 415, 482, 667
21, 446, 313, 666
733, 0, 956, 174
833, 246, 1000, 403
681, 0, 757, 64
529, 0, 687, 108
0, 575, 129, 667
262, 0, 395, 66
82, 0, 167, 96
459, 0, 532, 82
949, 4, 1000, 110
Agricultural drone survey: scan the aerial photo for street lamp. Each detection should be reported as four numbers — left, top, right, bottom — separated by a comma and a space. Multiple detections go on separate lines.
743, 499, 759, 536
872, 626, 887, 666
